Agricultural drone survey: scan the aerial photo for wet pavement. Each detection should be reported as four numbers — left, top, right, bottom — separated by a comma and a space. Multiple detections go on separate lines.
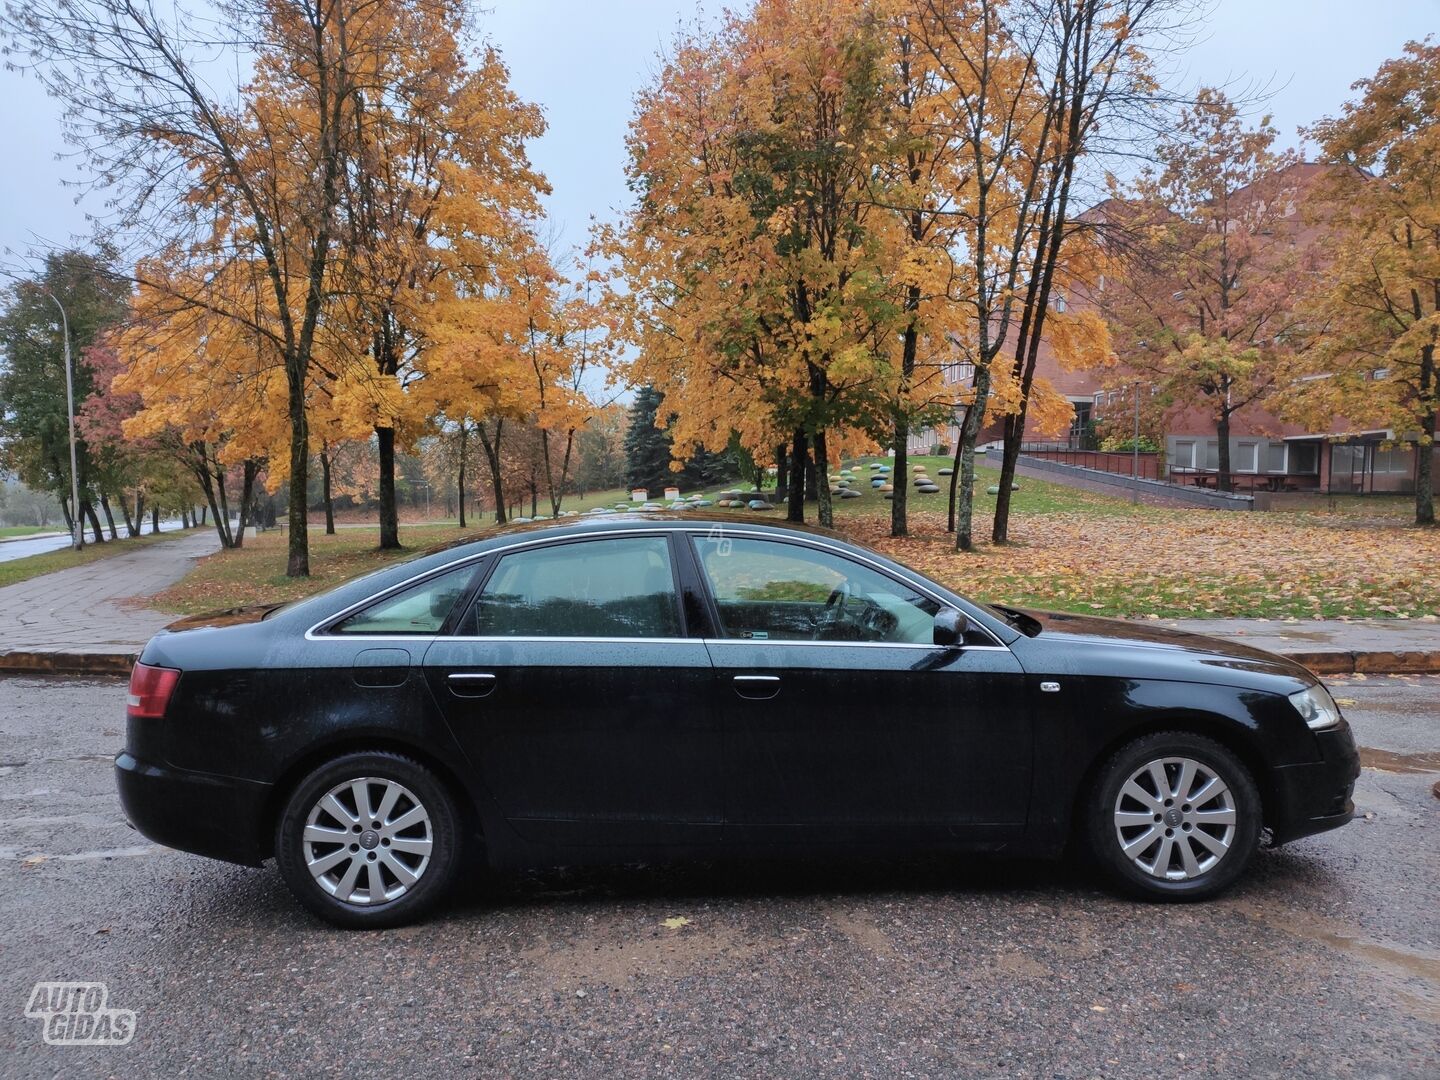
1, 675, 1435, 1078
0, 519, 185, 563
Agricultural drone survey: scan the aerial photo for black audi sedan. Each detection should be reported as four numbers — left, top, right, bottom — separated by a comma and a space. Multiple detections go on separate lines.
116, 515, 1358, 928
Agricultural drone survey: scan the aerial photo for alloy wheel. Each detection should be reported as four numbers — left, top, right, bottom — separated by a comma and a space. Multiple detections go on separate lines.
1112, 756, 1237, 881
302, 777, 434, 905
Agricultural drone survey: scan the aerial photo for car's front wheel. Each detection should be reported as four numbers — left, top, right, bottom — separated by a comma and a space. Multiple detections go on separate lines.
274, 751, 461, 928
1086, 731, 1261, 901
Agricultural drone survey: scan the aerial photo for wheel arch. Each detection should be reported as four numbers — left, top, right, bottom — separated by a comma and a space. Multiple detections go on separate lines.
1067, 711, 1275, 849
259, 735, 481, 862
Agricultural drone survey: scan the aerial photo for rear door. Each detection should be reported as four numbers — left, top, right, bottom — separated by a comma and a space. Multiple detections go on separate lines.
684, 532, 1030, 844
423, 533, 721, 847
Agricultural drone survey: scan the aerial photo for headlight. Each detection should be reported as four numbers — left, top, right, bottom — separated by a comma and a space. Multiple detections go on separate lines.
1289, 685, 1343, 731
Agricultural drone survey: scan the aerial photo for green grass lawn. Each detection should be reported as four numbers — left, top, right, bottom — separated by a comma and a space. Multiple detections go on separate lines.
0, 528, 202, 590
0, 525, 64, 539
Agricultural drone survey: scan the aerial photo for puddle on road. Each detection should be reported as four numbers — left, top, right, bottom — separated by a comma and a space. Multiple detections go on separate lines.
1358, 747, 1440, 774
1225, 900, 1440, 1023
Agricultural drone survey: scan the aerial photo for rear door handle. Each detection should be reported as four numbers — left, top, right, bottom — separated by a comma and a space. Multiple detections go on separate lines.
447, 672, 497, 698
733, 674, 780, 700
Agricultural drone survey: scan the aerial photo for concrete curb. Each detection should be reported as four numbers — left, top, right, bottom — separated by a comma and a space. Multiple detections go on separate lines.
1284, 651, 1440, 676
0, 651, 138, 676
3, 647, 1438, 679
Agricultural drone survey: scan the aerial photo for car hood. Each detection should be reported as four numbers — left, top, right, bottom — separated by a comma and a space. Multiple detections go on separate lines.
1013, 608, 1317, 687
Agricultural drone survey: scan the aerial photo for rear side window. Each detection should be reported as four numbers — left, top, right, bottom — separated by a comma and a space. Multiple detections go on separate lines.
333, 564, 478, 635
465, 536, 681, 638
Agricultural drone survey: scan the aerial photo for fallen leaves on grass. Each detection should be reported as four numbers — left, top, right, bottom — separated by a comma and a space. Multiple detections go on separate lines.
852, 505, 1440, 619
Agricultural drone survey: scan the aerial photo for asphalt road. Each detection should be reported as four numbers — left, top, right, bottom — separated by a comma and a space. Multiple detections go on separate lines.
0, 519, 186, 564
1, 675, 1436, 1078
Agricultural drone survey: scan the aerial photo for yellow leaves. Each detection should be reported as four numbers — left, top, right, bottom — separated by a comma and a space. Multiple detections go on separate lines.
1048, 309, 1114, 372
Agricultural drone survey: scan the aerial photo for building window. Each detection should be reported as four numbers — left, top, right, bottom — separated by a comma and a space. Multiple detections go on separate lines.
1172, 441, 1196, 469
1265, 443, 1286, 474
1203, 440, 1220, 470
1235, 441, 1259, 473
1288, 442, 1320, 475
1374, 446, 1413, 474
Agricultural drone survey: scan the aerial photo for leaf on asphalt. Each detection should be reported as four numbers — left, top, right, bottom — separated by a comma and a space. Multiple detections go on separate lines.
661, 916, 691, 930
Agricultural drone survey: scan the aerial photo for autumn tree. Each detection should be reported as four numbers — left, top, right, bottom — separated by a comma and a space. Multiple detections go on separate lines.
613, 0, 909, 528
1100, 88, 1311, 492
1283, 42, 1439, 526
3, 0, 408, 573
337, 10, 547, 548
0, 249, 129, 543
574, 403, 628, 495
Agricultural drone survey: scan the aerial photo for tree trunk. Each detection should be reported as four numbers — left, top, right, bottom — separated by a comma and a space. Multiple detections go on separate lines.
284, 371, 309, 574
813, 429, 833, 528
82, 499, 104, 544
182, 508, 190, 529
992, 416, 1026, 543
891, 408, 910, 538
457, 424, 468, 529
477, 419, 506, 524
235, 460, 259, 550
321, 447, 336, 535
60, 494, 75, 540
891, 295, 921, 538
786, 429, 807, 523
99, 493, 120, 540
118, 492, 137, 538
955, 367, 993, 552
774, 443, 789, 504
1417, 343, 1435, 526
151, 506, 160, 533
946, 413, 968, 533
376, 426, 399, 549
1216, 410, 1233, 493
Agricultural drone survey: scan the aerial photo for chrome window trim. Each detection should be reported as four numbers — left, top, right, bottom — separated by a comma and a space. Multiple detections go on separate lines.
303, 524, 1008, 651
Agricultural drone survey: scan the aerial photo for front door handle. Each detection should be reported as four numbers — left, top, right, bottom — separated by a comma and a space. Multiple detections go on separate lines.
447, 672, 497, 698
733, 674, 780, 700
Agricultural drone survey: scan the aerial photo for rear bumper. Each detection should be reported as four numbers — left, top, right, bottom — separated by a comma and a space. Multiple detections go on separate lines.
115, 751, 272, 866
1267, 724, 1362, 846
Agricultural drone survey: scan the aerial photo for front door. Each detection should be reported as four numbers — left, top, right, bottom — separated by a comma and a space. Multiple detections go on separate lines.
424, 533, 720, 847
685, 533, 1030, 844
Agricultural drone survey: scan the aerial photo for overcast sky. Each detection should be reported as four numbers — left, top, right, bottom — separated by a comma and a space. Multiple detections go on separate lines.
1, 0, 1436, 271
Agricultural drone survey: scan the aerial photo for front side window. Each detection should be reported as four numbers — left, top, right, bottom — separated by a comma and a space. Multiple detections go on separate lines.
334, 563, 478, 634
467, 536, 681, 638
692, 536, 940, 644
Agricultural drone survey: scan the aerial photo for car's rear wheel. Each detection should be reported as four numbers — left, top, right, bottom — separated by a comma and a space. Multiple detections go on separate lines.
275, 752, 460, 928
1086, 731, 1261, 901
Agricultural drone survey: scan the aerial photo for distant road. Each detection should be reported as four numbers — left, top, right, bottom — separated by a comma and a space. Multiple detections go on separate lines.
0, 518, 187, 564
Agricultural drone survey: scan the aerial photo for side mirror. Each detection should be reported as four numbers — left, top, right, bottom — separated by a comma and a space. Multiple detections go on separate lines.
933, 608, 969, 648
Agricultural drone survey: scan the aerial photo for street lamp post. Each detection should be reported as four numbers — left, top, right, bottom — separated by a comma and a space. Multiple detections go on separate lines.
47, 293, 83, 551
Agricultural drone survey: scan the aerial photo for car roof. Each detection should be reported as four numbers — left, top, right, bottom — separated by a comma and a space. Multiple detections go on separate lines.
417, 511, 854, 559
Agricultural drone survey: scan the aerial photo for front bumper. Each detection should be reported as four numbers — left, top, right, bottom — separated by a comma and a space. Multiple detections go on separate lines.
115, 751, 273, 866
1267, 724, 1362, 846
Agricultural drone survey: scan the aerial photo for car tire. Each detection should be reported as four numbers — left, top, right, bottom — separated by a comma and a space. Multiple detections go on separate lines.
1085, 731, 1261, 902
274, 751, 461, 929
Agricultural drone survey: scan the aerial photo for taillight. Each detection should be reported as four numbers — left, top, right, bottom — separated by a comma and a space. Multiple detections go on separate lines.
127, 663, 180, 719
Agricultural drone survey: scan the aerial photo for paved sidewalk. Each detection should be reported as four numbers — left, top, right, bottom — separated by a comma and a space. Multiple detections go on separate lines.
0, 531, 220, 672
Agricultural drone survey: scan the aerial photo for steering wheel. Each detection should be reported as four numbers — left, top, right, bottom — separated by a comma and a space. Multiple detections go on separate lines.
814, 581, 853, 638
